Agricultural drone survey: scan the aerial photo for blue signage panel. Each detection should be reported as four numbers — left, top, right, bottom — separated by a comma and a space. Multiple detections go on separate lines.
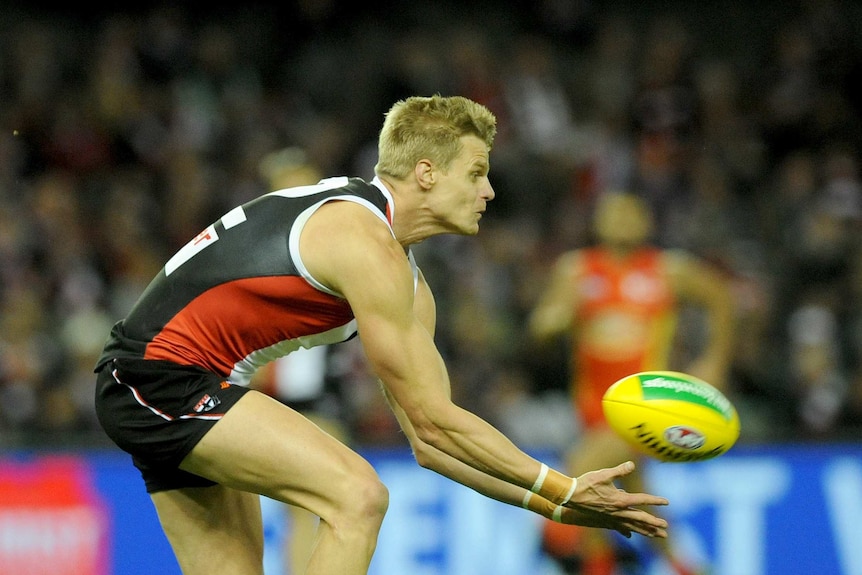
641, 444, 862, 575
2, 443, 860, 575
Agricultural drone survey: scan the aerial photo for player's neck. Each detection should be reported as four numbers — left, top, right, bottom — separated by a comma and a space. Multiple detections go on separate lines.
604, 243, 641, 261
377, 176, 431, 247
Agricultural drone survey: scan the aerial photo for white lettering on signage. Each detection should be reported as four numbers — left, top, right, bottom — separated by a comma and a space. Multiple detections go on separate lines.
371, 462, 544, 575
709, 460, 789, 575
647, 458, 789, 575
0, 507, 102, 571
824, 458, 862, 575
258, 452, 862, 575
372, 463, 441, 575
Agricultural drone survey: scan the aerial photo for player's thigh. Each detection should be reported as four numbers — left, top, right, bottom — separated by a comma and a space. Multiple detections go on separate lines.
180, 390, 385, 521
151, 484, 263, 574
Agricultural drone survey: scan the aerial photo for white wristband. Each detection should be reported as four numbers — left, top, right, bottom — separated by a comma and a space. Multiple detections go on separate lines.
521, 490, 533, 510
552, 505, 564, 522
561, 477, 578, 505
531, 463, 549, 493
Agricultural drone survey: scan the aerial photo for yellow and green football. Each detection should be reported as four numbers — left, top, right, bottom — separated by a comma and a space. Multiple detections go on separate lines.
602, 371, 740, 462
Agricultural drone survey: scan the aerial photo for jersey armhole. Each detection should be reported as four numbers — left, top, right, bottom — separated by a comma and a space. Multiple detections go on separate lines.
288, 196, 395, 298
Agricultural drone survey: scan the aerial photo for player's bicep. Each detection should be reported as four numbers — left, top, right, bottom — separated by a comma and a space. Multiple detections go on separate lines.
530, 252, 581, 338
302, 203, 446, 408
665, 251, 730, 304
413, 269, 437, 337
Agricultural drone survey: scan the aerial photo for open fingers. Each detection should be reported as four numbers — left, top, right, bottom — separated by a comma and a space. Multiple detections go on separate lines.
560, 503, 669, 537
572, 460, 670, 509
598, 505, 668, 538
613, 508, 669, 537
602, 515, 667, 539
618, 490, 669, 508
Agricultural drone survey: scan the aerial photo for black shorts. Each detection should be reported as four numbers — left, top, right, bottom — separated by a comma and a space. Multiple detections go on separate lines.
95, 357, 252, 493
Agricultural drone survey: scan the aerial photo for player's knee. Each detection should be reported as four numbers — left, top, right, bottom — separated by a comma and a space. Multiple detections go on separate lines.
331, 464, 389, 529
354, 467, 390, 521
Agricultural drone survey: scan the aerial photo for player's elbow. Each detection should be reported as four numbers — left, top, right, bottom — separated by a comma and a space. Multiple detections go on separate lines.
411, 417, 448, 450
529, 313, 566, 342
405, 402, 452, 452
407, 420, 459, 474
408, 438, 438, 470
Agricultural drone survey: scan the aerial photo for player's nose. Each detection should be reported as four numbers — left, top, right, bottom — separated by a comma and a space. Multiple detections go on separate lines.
482, 181, 495, 201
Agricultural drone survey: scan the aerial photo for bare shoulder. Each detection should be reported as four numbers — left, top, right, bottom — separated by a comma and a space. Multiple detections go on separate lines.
551, 249, 586, 280
661, 248, 728, 296
662, 248, 717, 280
300, 200, 412, 300
535, 249, 586, 297
302, 199, 394, 246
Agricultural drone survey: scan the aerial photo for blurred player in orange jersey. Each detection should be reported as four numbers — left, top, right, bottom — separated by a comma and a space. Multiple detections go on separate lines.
529, 191, 735, 575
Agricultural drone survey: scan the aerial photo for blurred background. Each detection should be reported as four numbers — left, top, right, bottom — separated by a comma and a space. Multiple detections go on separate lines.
0, 1, 860, 574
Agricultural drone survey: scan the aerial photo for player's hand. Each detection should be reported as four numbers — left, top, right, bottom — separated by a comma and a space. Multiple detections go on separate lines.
560, 461, 669, 538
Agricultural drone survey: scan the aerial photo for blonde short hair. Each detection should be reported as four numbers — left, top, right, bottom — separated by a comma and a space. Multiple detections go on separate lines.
374, 95, 497, 180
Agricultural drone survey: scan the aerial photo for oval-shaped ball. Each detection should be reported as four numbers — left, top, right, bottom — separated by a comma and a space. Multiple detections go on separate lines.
601, 371, 740, 462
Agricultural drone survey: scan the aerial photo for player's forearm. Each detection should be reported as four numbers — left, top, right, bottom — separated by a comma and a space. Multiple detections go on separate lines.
412, 436, 567, 519
381, 381, 575, 513
367, 316, 575, 504
411, 403, 576, 506
528, 306, 569, 341
695, 290, 736, 387
707, 306, 734, 367
417, 445, 670, 535
412, 436, 531, 502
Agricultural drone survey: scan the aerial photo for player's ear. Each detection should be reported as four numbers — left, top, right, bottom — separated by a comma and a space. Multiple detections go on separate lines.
415, 159, 435, 190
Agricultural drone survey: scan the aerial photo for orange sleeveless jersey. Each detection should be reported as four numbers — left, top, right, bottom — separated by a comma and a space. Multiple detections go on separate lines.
571, 247, 677, 428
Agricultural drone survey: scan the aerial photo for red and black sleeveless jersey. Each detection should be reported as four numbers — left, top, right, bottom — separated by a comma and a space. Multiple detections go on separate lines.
95, 176, 408, 386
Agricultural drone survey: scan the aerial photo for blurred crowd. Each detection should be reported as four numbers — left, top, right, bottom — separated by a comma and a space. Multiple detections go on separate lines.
0, 0, 860, 448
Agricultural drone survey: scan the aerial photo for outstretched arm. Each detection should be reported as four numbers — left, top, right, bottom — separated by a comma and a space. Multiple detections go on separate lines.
381, 381, 667, 538
666, 250, 736, 390
385, 266, 667, 537
528, 251, 582, 343
302, 201, 668, 534
303, 202, 568, 495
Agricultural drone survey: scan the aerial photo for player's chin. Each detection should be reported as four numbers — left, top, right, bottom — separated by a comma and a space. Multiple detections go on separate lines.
468, 214, 486, 233
452, 220, 481, 235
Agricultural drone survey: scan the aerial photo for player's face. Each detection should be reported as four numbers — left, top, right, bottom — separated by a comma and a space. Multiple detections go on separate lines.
432, 135, 495, 235
594, 193, 653, 248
